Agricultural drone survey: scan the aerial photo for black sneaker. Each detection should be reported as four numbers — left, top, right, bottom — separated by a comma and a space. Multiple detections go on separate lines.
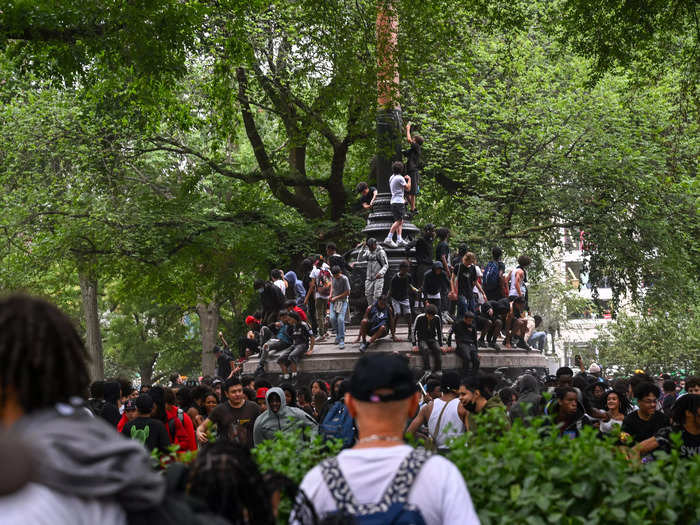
359, 342, 368, 353
516, 339, 531, 351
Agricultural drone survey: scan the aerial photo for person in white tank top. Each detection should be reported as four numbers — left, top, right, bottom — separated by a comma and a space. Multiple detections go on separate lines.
407, 372, 469, 452
507, 255, 531, 299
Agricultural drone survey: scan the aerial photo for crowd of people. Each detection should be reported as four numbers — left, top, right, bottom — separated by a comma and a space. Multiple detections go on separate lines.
230, 227, 543, 379
1, 294, 697, 524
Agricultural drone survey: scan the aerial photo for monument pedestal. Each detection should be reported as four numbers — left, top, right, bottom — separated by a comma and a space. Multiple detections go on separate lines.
243, 322, 556, 383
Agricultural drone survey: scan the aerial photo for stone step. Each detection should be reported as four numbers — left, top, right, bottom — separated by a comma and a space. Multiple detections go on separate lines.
242, 337, 556, 379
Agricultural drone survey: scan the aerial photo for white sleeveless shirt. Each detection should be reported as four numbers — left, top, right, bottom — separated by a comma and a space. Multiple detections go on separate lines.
509, 267, 526, 297
427, 397, 464, 449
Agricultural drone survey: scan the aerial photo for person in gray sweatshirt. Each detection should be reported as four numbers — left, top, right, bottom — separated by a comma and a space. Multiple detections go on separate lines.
0, 295, 165, 525
253, 387, 317, 445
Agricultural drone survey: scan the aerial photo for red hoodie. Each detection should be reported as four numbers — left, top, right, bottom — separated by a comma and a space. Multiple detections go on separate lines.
165, 405, 197, 452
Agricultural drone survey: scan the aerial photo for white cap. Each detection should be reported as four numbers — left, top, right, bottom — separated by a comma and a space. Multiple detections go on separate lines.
588, 363, 601, 374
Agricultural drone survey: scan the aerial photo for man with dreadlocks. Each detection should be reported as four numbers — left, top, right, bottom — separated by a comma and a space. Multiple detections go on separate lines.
0, 294, 165, 524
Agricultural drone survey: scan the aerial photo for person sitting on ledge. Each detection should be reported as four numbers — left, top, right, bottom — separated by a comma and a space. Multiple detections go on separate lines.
446, 310, 480, 375
355, 295, 396, 353
276, 311, 314, 381
411, 303, 446, 374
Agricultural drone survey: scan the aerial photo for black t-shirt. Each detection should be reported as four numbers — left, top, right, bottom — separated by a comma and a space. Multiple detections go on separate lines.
122, 417, 171, 454
327, 253, 348, 274
622, 411, 669, 443
435, 241, 450, 265
209, 400, 261, 449
423, 269, 450, 295
656, 425, 700, 458
403, 142, 422, 173
448, 320, 478, 346
390, 273, 414, 302
414, 237, 433, 265
360, 186, 377, 205
454, 263, 477, 298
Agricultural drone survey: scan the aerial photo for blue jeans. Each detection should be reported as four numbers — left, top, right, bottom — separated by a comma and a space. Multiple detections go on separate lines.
457, 295, 475, 318
528, 331, 547, 351
329, 301, 348, 343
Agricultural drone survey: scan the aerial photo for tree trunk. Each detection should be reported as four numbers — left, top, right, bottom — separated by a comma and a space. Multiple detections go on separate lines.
138, 353, 158, 386
197, 301, 220, 376
79, 270, 104, 380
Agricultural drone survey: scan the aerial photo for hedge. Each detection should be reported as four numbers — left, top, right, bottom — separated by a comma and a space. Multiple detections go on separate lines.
254, 412, 700, 524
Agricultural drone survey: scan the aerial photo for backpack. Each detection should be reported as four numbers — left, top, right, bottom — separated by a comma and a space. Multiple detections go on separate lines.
319, 401, 355, 448
482, 261, 500, 291
319, 448, 431, 525
168, 408, 186, 440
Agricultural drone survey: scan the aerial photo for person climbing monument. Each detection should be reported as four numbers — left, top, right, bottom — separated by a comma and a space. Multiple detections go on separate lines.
403, 121, 424, 216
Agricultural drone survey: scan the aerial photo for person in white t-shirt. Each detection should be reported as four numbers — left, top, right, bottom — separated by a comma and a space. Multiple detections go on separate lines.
270, 269, 287, 294
293, 353, 480, 525
384, 161, 411, 248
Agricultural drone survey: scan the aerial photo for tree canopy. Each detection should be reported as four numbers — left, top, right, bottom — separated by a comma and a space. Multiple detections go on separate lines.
1, 0, 697, 380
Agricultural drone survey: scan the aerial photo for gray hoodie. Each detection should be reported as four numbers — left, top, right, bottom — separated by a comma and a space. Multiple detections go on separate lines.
10, 400, 165, 513
253, 387, 317, 445
357, 244, 388, 281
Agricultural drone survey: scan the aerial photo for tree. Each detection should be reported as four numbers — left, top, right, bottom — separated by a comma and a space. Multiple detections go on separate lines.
401, 23, 698, 308
593, 306, 700, 377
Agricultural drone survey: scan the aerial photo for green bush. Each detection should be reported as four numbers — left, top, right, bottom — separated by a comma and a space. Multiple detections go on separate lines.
252, 416, 700, 524
447, 410, 700, 525
253, 428, 343, 522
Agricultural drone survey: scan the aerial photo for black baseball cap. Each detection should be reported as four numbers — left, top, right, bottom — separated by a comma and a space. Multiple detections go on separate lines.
124, 399, 137, 412
350, 354, 417, 403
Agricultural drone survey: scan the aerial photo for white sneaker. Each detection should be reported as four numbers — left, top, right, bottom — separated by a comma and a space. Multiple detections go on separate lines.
282, 373, 290, 380
384, 238, 398, 248
397, 238, 409, 247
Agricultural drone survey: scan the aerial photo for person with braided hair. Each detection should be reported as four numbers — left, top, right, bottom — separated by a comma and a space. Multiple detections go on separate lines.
187, 440, 279, 524
0, 294, 165, 524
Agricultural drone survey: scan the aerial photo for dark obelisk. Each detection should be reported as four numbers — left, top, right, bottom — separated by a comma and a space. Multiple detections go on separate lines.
349, 1, 418, 319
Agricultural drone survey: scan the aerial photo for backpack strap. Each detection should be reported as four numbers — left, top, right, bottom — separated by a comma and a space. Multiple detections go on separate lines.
320, 448, 432, 517
320, 457, 360, 514
430, 400, 450, 448
380, 448, 432, 506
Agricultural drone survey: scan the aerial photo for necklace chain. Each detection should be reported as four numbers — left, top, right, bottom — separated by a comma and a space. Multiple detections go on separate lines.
357, 434, 403, 444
